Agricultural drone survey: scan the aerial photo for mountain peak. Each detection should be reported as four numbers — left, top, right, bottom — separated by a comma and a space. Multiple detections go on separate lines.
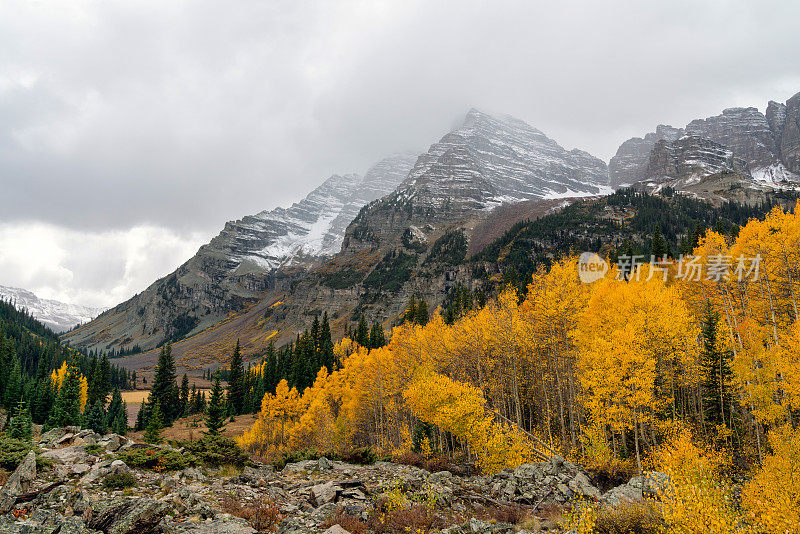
0, 285, 105, 332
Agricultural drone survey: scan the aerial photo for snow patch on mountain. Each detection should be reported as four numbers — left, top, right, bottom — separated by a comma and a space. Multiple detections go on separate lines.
0, 285, 106, 332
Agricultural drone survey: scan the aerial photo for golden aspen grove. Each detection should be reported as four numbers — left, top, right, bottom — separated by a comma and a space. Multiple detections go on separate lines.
239, 202, 800, 532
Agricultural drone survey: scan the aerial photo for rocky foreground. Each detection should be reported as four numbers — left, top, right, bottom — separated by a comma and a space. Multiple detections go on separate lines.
0, 428, 664, 533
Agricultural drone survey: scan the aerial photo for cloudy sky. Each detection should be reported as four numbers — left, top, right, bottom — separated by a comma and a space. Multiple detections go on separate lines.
1, 0, 799, 308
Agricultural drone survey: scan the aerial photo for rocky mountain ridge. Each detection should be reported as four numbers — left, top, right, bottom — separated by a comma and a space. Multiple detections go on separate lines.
0, 286, 105, 333
609, 91, 800, 195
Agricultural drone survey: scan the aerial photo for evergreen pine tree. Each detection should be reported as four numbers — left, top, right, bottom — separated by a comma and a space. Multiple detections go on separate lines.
369, 322, 387, 349
651, 225, 668, 259
3, 360, 23, 409
8, 401, 33, 441
699, 304, 735, 426
144, 401, 163, 443
205, 373, 226, 435
150, 343, 179, 424
47, 360, 83, 429
113, 406, 127, 435
227, 340, 245, 415
84, 400, 107, 434
415, 299, 429, 326
107, 388, 124, 426
405, 296, 417, 324
180, 373, 190, 417
355, 316, 369, 347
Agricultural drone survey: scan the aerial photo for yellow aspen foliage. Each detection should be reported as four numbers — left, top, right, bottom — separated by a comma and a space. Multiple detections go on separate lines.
656, 427, 741, 534
237, 379, 300, 454
50, 361, 89, 413
403, 370, 534, 474
742, 425, 800, 533
576, 272, 698, 469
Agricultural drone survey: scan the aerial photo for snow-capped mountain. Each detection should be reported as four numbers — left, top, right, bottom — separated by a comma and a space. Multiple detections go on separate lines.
62, 153, 417, 353
398, 109, 610, 211
610, 91, 800, 195
343, 109, 610, 252
0, 286, 105, 333
206, 153, 417, 272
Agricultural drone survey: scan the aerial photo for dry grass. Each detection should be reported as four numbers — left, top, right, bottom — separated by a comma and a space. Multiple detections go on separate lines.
321, 509, 368, 534
221, 494, 282, 532
0, 469, 8, 486
127, 412, 258, 442
473, 503, 530, 524
594, 500, 664, 534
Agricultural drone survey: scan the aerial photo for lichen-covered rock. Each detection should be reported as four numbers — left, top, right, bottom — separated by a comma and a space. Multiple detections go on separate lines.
86, 497, 171, 534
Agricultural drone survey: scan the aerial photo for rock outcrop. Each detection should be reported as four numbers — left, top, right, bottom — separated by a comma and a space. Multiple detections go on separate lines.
608, 125, 683, 188
0, 428, 669, 533
613, 91, 800, 200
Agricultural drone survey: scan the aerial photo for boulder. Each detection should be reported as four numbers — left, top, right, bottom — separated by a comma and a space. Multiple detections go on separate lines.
323, 525, 353, 534
41, 445, 92, 465
317, 456, 333, 470
0, 450, 37, 513
109, 460, 130, 475
311, 481, 340, 506
86, 497, 171, 534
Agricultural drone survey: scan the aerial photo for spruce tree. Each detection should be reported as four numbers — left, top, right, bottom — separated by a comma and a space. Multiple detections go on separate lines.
150, 343, 179, 424
84, 400, 107, 434
227, 340, 245, 415
205, 373, 226, 435
415, 299, 429, 326
369, 322, 387, 349
47, 361, 82, 429
652, 225, 668, 259
699, 304, 735, 426
107, 387, 124, 425
180, 373, 190, 417
355, 316, 369, 347
405, 297, 417, 324
112, 407, 127, 435
8, 401, 33, 441
144, 401, 164, 443
3, 360, 22, 409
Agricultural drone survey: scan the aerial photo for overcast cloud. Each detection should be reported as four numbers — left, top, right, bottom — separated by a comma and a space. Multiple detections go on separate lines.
1, 0, 800, 307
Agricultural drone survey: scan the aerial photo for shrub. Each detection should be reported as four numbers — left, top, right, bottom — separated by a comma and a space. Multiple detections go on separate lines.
221, 493, 281, 532
179, 435, 250, 467
103, 472, 138, 490
321, 508, 368, 534
593, 500, 664, 534
85, 444, 104, 456
474, 503, 529, 525
117, 447, 197, 471
367, 501, 445, 533
0, 433, 48, 470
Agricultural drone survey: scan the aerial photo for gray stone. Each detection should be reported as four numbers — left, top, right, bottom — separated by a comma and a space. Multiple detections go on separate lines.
317, 456, 333, 470
86, 497, 171, 534
109, 460, 130, 475
311, 481, 340, 506
323, 525, 352, 534
41, 445, 92, 465
3, 450, 37, 495
567, 471, 602, 501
